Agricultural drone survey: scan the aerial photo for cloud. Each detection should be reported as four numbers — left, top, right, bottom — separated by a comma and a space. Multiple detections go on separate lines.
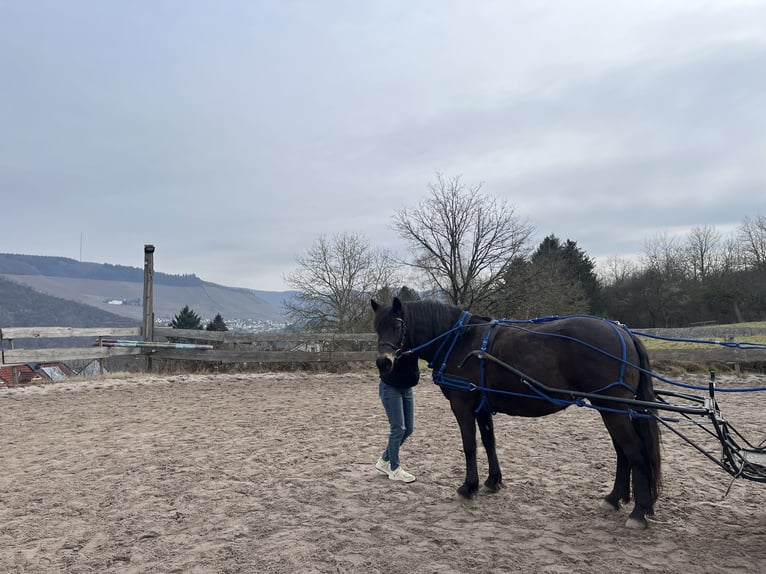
1, 2, 765, 290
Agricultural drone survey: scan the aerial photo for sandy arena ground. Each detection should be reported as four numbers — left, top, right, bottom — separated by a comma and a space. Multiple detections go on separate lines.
1, 370, 765, 573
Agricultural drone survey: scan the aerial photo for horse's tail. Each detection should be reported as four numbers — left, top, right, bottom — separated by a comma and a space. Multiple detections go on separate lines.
631, 335, 662, 504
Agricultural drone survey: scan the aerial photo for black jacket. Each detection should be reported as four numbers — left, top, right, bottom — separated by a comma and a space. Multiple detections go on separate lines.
380, 353, 420, 389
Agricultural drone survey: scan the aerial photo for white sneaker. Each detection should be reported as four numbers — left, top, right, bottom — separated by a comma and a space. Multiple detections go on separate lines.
375, 458, 391, 476
389, 466, 416, 483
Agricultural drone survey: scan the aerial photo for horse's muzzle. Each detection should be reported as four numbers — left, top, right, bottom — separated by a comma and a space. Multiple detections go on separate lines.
376, 354, 394, 375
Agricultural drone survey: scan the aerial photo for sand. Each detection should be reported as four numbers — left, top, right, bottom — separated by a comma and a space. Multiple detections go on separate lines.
1, 370, 764, 573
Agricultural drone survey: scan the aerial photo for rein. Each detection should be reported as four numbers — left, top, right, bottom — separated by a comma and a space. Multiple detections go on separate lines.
397, 310, 471, 360
407, 311, 643, 416
414, 311, 499, 412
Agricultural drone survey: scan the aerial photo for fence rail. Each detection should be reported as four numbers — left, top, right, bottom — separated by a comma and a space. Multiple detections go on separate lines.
2, 245, 765, 377
650, 347, 766, 362
3, 325, 766, 369
0, 326, 378, 367
1, 327, 144, 364
149, 327, 378, 364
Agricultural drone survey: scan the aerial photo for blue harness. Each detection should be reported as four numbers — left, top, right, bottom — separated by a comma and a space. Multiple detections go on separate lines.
424, 313, 639, 416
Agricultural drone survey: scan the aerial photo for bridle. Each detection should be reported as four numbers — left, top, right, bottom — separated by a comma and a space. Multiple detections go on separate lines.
377, 317, 408, 359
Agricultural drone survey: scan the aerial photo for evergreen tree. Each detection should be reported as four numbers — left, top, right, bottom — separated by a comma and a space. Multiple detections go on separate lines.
205, 313, 228, 331
493, 255, 589, 319
396, 285, 421, 302
170, 305, 203, 330
531, 235, 602, 313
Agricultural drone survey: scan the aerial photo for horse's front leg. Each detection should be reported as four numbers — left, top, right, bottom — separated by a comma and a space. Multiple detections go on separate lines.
476, 409, 504, 492
450, 402, 480, 498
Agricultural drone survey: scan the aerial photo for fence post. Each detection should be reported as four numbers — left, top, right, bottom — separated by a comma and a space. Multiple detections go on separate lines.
143, 244, 155, 372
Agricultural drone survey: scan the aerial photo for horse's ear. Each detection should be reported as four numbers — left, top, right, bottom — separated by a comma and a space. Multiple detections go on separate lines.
371, 299, 380, 311
392, 297, 403, 315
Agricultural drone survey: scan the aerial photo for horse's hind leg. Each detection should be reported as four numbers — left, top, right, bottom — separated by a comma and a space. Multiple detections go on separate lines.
476, 409, 504, 492
601, 434, 631, 511
601, 412, 657, 529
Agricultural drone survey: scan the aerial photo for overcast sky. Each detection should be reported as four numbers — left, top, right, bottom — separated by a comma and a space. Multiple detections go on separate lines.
2, 1, 764, 291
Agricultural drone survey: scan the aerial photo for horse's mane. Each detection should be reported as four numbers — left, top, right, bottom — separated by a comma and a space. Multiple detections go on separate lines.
404, 299, 494, 322
403, 299, 462, 319
402, 299, 467, 343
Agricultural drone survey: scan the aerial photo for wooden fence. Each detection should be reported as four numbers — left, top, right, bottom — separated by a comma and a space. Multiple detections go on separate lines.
1, 327, 144, 364
149, 327, 377, 363
3, 324, 766, 371
2, 245, 766, 379
635, 326, 766, 364
0, 327, 378, 367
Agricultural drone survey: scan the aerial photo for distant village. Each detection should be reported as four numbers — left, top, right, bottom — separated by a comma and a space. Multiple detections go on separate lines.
104, 299, 289, 333
154, 315, 288, 333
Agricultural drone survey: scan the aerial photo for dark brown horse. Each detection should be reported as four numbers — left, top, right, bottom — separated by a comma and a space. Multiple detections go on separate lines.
371, 297, 661, 529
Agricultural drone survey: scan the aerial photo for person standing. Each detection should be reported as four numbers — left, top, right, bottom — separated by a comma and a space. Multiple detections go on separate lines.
375, 352, 420, 482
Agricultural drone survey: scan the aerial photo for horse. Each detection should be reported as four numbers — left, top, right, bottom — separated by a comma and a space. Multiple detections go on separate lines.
370, 297, 662, 529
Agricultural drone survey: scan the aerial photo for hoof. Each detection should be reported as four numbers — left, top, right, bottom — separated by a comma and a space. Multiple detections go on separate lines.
625, 517, 649, 530
457, 485, 477, 499
482, 481, 504, 494
600, 499, 619, 512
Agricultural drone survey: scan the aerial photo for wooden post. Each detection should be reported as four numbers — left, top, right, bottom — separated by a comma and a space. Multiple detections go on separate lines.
143, 244, 155, 372
7, 339, 16, 385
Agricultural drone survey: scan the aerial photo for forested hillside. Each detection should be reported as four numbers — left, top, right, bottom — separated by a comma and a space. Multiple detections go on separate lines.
0, 253, 289, 328
0, 253, 201, 286
0, 276, 138, 328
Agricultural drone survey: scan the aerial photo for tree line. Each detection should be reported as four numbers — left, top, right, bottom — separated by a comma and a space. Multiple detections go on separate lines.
169, 306, 229, 332
0, 253, 205, 286
281, 173, 766, 332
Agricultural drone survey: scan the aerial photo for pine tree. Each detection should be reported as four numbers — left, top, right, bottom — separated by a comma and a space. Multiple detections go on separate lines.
531, 235, 602, 313
397, 285, 421, 302
170, 305, 203, 330
206, 313, 228, 332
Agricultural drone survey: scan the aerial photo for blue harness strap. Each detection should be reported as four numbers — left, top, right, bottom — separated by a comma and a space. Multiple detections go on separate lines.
430, 311, 473, 391
427, 314, 500, 415
429, 313, 648, 417
426, 311, 766, 427
475, 320, 499, 414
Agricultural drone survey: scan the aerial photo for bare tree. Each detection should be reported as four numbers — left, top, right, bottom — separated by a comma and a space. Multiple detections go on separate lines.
719, 236, 746, 275
738, 214, 766, 271
685, 224, 721, 282
284, 233, 400, 332
391, 173, 535, 309
599, 255, 638, 287
598, 256, 640, 323
641, 231, 687, 281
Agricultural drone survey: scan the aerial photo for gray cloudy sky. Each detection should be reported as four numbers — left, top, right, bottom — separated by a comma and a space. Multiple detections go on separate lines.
2, 1, 765, 291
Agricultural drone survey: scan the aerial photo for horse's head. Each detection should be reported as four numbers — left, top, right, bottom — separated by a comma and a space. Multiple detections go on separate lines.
370, 297, 407, 375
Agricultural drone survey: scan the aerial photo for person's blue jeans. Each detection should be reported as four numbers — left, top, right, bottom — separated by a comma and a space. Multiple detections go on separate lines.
379, 380, 414, 471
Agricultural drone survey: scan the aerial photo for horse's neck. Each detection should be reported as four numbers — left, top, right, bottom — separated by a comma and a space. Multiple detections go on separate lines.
407, 303, 464, 363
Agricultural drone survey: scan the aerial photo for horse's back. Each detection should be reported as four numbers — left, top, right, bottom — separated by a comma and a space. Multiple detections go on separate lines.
485, 315, 642, 401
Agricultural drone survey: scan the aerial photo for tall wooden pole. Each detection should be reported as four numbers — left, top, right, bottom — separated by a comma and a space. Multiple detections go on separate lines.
142, 244, 155, 371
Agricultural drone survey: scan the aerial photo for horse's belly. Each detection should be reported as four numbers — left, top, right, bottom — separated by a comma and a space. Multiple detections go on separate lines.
491, 393, 569, 417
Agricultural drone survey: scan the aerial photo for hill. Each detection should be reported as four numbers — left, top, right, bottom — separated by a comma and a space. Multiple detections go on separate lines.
0, 276, 139, 328
0, 253, 294, 329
